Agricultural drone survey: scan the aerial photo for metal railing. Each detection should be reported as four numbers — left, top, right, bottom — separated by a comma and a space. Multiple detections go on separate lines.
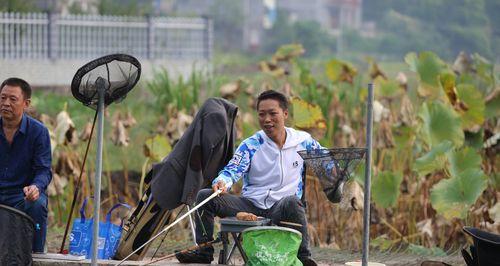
0, 12, 212, 60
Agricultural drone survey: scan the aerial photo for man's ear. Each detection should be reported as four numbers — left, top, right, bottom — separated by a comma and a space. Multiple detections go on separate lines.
283, 109, 289, 119
24, 98, 31, 108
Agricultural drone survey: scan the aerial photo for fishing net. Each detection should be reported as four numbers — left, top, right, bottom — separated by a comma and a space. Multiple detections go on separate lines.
298, 148, 366, 203
71, 54, 141, 109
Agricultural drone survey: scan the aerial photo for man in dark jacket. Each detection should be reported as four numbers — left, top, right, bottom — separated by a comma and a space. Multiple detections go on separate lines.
0, 77, 52, 253
150, 97, 238, 210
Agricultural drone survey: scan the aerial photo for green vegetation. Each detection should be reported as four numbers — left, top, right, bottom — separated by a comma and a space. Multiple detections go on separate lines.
0, 0, 40, 12
146, 68, 202, 113
261, 10, 336, 57
33, 45, 498, 254
361, 0, 499, 59
95, 0, 153, 16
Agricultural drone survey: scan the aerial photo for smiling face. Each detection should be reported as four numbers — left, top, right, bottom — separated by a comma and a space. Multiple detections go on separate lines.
0, 85, 30, 123
257, 98, 288, 143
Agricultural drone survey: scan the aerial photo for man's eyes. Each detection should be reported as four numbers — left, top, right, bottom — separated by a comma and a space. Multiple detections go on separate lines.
259, 112, 278, 116
0, 96, 18, 102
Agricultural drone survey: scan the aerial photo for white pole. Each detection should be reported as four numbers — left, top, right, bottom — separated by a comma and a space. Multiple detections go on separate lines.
91, 78, 106, 266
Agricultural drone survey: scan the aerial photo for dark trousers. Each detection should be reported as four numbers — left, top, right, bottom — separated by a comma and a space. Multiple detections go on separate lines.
0, 188, 48, 253
195, 188, 311, 259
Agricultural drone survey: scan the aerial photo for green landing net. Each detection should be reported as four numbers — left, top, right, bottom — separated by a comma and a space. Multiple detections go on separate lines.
242, 226, 302, 266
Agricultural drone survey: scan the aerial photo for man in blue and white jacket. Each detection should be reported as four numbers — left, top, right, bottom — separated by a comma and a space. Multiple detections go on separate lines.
177, 90, 321, 266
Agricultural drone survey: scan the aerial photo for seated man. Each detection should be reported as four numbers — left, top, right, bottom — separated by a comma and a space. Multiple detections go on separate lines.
0, 78, 52, 253
177, 90, 322, 266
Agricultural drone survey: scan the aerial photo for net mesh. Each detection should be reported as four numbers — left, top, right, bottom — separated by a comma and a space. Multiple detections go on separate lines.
298, 148, 366, 203
71, 54, 141, 109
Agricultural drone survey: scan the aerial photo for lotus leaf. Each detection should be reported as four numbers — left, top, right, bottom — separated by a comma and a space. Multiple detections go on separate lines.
440, 72, 468, 112
405, 52, 448, 98
472, 53, 495, 88
291, 97, 327, 131
325, 59, 357, 84
430, 168, 487, 219
393, 125, 415, 152
274, 43, 305, 61
143, 134, 172, 162
259, 60, 286, 77
447, 147, 482, 178
485, 90, 500, 119
456, 84, 485, 130
414, 140, 453, 176
297, 61, 315, 87
372, 171, 403, 208
374, 76, 400, 98
418, 101, 464, 148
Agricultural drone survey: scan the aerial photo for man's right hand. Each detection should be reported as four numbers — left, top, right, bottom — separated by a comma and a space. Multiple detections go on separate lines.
23, 185, 40, 201
212, 180, 228, 193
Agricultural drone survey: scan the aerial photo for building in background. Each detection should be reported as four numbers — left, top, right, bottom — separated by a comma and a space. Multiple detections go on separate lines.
166, 0, 364, 51
278, 0, 362, 32
240, 0, 363, 50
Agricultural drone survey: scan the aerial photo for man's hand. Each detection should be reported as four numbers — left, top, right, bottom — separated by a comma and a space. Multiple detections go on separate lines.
23, 185, 40, 201
212, 180, 228, 194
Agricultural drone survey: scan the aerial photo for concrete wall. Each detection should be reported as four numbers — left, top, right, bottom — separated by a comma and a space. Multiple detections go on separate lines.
0, 59, 210, 87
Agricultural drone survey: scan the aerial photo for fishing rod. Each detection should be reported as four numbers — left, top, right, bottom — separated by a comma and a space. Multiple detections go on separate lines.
59, 110, 98, 253
117, 189, 223, 265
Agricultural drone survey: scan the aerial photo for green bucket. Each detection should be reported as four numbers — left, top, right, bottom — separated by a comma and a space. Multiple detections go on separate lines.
242, 226, 302, 266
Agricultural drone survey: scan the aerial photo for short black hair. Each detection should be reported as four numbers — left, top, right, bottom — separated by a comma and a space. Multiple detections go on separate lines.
0, 77, 32, 99
256, 90, 288, 111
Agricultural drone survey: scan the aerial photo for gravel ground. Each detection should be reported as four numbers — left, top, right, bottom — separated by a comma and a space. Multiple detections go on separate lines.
44, 227, 465, 266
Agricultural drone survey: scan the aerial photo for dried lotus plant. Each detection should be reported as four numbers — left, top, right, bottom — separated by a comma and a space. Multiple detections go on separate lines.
54, 104, 78, 146
111, 111, 137, 147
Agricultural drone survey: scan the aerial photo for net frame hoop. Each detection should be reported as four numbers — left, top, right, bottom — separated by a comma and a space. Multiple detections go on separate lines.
71, 53, 141, 108
298, 147, 367, 161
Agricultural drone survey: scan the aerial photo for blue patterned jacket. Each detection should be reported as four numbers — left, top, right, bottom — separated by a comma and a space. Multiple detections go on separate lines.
213, 127, 323, 209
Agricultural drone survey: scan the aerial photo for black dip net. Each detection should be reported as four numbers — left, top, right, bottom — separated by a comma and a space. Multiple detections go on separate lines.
298, 148, 366, 203
71, 54, 141, 109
